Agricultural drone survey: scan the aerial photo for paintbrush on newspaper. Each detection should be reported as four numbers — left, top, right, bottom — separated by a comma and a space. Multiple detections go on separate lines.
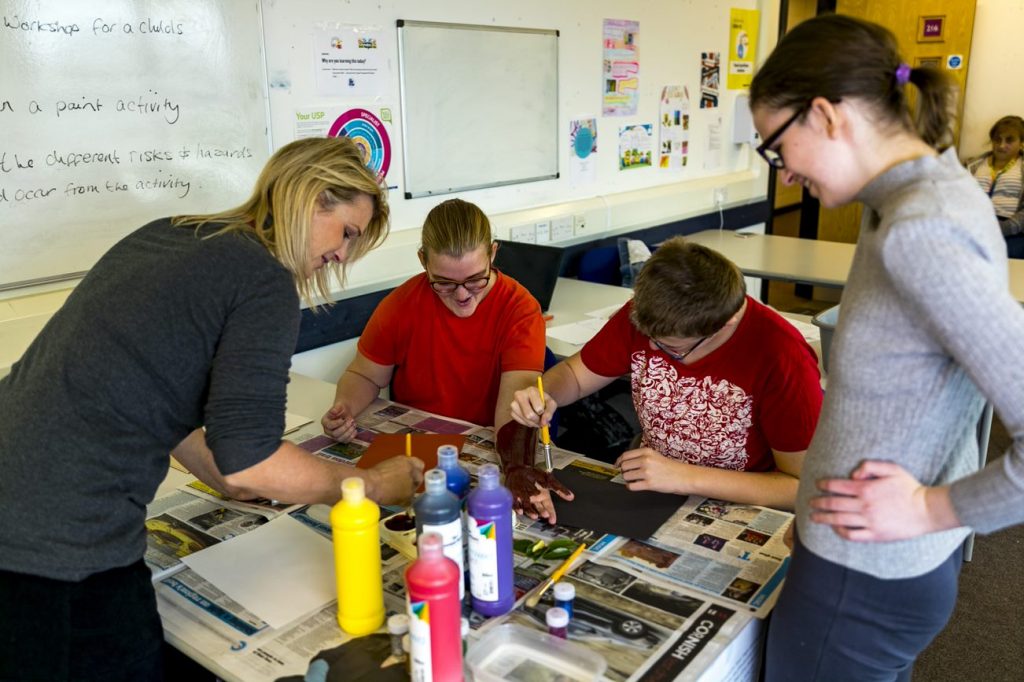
525, 542, 586, 608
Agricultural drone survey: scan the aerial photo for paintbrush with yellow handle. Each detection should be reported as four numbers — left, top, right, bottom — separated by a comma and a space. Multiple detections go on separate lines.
524, 542, 586, 608
537, 376, 553, 472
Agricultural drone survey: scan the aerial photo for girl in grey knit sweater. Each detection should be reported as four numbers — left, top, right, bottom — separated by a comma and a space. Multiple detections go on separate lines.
749, 14, 1023, 682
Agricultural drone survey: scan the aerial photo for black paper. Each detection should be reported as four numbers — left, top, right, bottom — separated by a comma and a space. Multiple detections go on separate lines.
551, 468, 682, 539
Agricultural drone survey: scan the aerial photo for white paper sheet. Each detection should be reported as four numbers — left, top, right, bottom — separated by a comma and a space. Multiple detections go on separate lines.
585, 304, 625, 320
182, 515, 336, 629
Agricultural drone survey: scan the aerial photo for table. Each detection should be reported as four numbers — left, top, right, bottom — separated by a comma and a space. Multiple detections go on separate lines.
155, 373, 785, 681
685, 229, 1024, 302
546, 277, 633, 358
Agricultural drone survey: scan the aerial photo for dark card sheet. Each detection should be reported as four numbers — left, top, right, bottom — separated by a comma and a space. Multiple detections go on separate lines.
552, 467, 681, 539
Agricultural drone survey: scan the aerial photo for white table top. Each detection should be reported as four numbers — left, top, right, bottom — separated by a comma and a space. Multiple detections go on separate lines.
685, 230, 852, 288
160, 372, 772, 682
686, 228, 1024, 303
545, 277, 633, 358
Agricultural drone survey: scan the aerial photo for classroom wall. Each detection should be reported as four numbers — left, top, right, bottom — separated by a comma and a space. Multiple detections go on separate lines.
959, 0, 1024, 160
261, 0, 780, 298
0, 0, 781, 377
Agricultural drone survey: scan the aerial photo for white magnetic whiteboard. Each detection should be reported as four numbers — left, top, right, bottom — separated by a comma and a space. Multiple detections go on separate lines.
0, 0, 270, 290
397, 20, 558, 199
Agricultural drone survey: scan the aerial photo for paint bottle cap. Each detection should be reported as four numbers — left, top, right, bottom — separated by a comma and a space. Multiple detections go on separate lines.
424, 468, 447, 494
417, 531, 444, 558
438, 445, 459, 467
387, 614, 410, 635
546, 607, 569, 628
553, 582, 575, 601
341, 477, 365, 503
477, 463, 500, 489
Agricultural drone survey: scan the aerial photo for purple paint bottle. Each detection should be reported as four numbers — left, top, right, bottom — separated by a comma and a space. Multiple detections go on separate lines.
466, 464, 515, 616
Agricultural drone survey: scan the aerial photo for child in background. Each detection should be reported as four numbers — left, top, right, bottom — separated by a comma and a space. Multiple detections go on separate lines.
966, 115, 1024, 257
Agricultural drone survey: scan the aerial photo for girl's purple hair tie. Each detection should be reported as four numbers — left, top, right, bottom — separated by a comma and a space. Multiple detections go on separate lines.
895, 62, 912, 85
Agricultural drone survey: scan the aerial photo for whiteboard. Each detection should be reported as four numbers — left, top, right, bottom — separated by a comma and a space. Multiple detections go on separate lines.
0, 0, 270, 290
397, 20, 558, 199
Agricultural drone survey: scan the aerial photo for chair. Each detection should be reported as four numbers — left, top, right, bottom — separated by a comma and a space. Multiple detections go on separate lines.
577, 245, 621, 285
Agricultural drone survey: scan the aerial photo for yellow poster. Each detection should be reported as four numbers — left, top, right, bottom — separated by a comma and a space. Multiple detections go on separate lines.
727, 8, 759, 90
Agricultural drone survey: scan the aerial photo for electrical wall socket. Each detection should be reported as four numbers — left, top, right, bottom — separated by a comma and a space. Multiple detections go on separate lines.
552, 216, 574, 241
573, 213, 587, 235
510, 224, 537, 243
713, 187, 727, 207
535, 220, 552, 243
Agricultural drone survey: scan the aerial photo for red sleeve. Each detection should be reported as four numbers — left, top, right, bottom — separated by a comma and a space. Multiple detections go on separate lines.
758, 334, 823, 452
579, 302, 638, 377
498, 287, 546, 372
357, 284, 409, 367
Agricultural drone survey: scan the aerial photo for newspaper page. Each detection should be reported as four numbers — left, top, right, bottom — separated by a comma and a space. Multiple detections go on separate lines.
158, 510, 410, 682
599, 497, 792, 617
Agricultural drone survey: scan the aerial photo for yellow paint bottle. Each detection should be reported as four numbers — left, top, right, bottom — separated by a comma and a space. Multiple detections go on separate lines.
330, 477, 384, 635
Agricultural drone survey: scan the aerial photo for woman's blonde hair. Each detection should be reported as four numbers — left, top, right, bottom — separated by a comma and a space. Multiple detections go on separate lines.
420, 199, 492, 261
173, 136, 389, 307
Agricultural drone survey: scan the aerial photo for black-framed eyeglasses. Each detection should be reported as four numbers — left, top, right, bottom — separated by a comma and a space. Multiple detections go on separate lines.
428, 267, 492, 294
652, 335, 709, 362
756, 104, 809, 170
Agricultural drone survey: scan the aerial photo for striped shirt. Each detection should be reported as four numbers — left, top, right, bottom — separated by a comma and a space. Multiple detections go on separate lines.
971, 155, 1023, 218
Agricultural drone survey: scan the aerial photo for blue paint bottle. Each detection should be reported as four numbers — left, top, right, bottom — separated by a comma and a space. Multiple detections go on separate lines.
436, 445, 471, 503
466, 464, 515, 616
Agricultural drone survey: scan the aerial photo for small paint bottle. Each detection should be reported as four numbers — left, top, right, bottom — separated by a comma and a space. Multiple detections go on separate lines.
553, 581, 575, 620
387, 613, 409, 660
546, 606, 569, 639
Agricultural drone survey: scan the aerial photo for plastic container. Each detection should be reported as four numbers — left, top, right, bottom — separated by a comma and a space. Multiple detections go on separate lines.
465, 624, 606, 682
406, 532, 463, 681
811, 304, 840, 373
466, 464, 515, 616
415, 469, 465, 599
330, 477, 384, 635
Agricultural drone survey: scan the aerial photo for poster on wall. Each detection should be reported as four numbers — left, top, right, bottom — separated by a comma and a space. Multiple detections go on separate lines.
603, 19, 640, 116
292, 106, 395, 187
700, 52, 720, 108
619, 124, 653, 170
727, 9, 759, 90
659, 86, 690, 169
313, 25, 387, 98
570, 118, 599, 183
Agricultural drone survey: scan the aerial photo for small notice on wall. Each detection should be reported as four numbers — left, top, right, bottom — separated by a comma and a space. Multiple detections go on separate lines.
313, 25, 387, 97
570, 118, 598, 183
727, 9, 759, 90
659, 86, 690, 169
619, 124, 653, 170
700, 52, 720, 108
602, 19, 640, 116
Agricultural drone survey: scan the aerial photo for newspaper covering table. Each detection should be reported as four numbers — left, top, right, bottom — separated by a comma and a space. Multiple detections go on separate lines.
157, 398, 792, 681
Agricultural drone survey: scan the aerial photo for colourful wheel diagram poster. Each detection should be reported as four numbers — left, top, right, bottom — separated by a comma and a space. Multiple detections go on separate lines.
327, 108, 391, 179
